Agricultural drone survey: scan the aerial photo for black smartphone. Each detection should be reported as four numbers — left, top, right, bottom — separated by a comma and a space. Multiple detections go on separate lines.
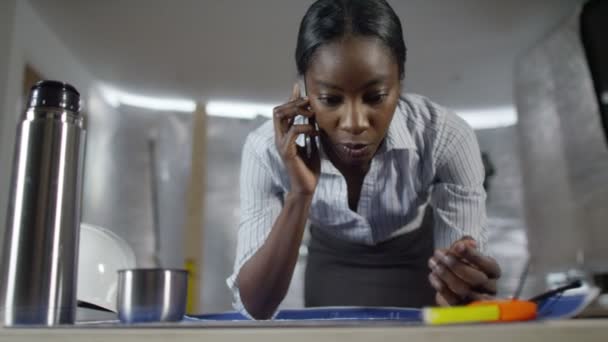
299, 78, 317, 158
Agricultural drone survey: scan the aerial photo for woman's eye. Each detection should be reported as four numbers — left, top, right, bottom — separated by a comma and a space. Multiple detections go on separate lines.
364, 93, 388, 104
318, 95, 342, 107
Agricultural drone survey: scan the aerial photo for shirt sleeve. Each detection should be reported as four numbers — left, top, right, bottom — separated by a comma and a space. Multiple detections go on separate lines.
430, 113, 488, 252
225, 132, 283, 319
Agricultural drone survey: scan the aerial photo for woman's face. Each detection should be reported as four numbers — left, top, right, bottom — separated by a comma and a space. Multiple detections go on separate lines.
305, 36, 401, 170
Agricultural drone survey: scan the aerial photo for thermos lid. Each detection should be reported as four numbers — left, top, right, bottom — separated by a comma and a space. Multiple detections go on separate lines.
28, 80, 80, 112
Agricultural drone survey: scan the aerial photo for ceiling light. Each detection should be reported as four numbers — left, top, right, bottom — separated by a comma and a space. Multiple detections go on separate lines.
99, 84, 196, 113
455, 106, 518, 130
99, 88, 517, 130
206, 100, 274, 119
206, 100, 518, 130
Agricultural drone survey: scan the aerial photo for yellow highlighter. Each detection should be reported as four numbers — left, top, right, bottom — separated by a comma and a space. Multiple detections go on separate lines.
423, 300, 538, 325
424, 256, 540, 325
423, 305, 500, 325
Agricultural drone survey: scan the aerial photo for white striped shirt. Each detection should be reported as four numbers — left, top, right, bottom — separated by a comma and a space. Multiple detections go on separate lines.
227, 94, 487, 315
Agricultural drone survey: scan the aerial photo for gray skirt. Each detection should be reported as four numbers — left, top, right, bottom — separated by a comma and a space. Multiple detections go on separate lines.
304, 209, 436, 308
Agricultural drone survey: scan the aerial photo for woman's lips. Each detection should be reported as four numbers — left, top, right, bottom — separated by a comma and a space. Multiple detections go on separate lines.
338, 143, 371, 160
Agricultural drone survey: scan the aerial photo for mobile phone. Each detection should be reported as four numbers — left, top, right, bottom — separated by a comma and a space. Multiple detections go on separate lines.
298, 78, 317, 159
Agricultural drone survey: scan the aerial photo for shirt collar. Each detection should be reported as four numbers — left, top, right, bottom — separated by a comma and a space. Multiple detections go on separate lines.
378, 102, 417, 153
318, 138, 341, 175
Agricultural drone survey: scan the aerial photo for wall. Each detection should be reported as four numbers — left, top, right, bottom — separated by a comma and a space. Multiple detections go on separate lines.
80, 101, 192, 270
0, 0, 194, 307
476, 126, 533, 297
203, 116, 264, 312
0, 0, 17, 265
0, 0, 16, 126
516, 8, 608, 281
0, 0, 96, 268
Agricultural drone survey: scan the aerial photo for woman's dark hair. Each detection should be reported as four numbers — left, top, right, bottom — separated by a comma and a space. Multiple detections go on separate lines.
296, 0, 407, 79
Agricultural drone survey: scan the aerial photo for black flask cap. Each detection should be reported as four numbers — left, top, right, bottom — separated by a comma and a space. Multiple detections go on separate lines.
28, 80, 80, 112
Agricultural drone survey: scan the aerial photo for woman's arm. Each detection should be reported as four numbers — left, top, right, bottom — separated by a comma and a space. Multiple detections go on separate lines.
427, 113, 501, 305
232, 83, 319, 319
237, 192, 312, 319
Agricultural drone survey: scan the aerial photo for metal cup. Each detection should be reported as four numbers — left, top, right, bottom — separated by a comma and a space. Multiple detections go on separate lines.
116, 269, 188, 323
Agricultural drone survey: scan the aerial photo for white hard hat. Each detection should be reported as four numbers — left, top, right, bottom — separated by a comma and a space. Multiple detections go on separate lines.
77, 223, 136, 312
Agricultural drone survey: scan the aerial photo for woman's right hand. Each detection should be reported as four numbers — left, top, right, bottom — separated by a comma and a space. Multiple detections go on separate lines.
273, 83, 320, 196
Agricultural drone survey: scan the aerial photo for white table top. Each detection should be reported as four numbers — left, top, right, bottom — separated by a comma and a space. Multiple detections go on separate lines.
1, 319, 607, 342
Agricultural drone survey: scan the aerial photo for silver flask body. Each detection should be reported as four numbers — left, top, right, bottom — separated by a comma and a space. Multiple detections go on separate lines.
2, 81, 86, 326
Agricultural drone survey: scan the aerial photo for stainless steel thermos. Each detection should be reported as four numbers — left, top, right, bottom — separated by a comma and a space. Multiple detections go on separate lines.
1, 80, 86, 326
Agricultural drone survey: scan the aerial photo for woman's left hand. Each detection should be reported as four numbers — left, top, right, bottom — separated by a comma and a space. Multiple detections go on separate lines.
428, 237, 501, 306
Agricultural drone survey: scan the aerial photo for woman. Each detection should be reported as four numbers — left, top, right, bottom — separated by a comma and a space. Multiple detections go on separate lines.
227, 0, 501, 320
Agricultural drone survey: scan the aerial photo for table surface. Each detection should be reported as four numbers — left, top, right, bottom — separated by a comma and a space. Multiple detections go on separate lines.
1, 319, 608, 342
